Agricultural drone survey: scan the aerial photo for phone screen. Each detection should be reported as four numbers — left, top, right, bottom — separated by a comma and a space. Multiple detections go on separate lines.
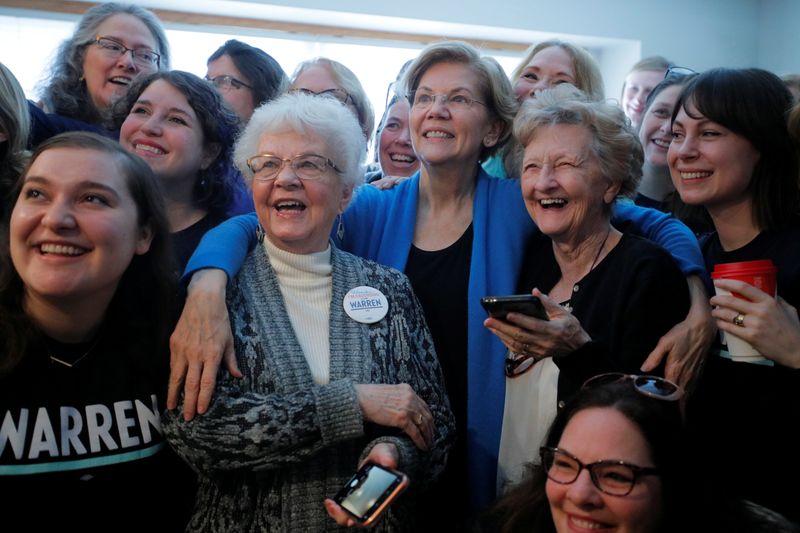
338, 464, 403, 520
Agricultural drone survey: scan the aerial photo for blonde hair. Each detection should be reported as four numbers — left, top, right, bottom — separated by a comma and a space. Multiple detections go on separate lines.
292, 58, 375, 144
511, 40, 605, 101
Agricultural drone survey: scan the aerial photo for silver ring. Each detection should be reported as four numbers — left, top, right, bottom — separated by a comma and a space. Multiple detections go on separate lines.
733, 313, 745, 327
416, 413, 423, 425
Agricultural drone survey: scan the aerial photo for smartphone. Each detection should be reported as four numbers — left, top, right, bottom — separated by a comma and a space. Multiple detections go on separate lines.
333, 462, 409, 526
480, 294, 548, 321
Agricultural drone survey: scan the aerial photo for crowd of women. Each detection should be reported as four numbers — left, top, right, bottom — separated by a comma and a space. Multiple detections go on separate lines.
2, 2, 800, 532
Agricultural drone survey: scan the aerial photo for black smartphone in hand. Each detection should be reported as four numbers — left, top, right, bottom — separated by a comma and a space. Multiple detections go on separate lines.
480, 294, 548, 321
333, 463, 409, 526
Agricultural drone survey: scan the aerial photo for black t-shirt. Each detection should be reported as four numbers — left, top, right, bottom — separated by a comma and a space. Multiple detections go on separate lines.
687, 225, 800, 523
404, 223, 472, 531
0, 321, 195, 531
172, 210, 228, 274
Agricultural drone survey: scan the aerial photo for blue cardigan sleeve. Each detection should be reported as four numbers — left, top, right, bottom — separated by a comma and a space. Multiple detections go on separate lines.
182, 212, 259, 282
612, 202, 706, 278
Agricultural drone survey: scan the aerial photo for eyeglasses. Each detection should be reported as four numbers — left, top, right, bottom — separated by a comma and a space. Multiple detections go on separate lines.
582, 373, 683, 401
411, 91, 486, 111
505, 352, 539, 378
664, 66, 697, 80
246, 153, 342, 182
92, 36, 160, 68
540, 447, 659, 496
206, 75, 252, 91
290, 87, 352, 105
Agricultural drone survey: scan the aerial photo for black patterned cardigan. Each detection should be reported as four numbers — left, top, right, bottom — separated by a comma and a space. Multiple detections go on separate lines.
163, 244, 455, 532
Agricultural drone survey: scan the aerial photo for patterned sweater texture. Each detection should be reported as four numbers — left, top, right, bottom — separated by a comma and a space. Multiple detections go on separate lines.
163, 243, 455, 532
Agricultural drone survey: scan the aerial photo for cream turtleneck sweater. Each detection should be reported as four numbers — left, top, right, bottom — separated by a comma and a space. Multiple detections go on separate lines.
263, 238, 332, 384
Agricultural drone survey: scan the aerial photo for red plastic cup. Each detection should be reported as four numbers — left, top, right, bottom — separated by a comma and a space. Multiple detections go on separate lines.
711, 259, 777, 363
711, 259, 777, 299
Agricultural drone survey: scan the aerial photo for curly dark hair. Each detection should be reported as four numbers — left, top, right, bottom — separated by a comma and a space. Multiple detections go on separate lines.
114, 71, 240, 215
38, 3, 170, 127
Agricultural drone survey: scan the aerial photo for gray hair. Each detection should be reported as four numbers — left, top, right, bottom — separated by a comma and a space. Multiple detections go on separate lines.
292, 58, 375, 144
514, 85, 642, 201
39, 3, 170, 126
401, 40, 518, 161
234, 92, 366, 200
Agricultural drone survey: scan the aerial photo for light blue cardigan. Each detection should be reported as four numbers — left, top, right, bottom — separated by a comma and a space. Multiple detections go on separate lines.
184, 169, 705, 511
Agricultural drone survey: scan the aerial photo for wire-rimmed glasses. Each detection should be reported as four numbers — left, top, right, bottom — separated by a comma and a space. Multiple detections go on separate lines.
92, 36, 160, 68
206, 75, 252, 91
289, 87, 352, 105
410, 90, 486, 111
246, 153, 341, 182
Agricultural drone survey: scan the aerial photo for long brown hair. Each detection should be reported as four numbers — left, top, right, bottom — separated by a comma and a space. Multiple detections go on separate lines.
0, 132, 175, 375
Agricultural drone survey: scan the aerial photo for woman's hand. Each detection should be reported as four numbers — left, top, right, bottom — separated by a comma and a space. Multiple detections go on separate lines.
354, 384, 433, 450
483, 289, 591, 359
324, 443, 400, 527
641, 275, 715, 391
168, 269, 241, 421
369, 175, 410, 190
710, 279, 800, 368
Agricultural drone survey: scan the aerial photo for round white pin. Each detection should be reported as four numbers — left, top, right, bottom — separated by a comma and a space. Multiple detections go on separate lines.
343, 286, 389, 324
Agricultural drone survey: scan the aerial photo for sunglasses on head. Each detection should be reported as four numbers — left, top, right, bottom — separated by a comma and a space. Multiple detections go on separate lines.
582, 372, 683, 401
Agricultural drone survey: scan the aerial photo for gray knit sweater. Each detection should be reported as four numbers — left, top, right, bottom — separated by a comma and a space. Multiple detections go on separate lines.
163, 244, 455, 532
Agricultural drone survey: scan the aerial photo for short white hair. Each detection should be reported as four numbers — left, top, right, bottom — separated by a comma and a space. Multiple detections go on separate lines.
234, 92, 366, 195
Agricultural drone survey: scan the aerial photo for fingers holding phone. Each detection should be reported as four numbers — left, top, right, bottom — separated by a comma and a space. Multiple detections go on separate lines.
326, 461, 409, 527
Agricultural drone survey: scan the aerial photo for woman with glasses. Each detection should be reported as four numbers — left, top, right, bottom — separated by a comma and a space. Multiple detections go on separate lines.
481, 375, 797, 532
32, 3, 169, 144
206, 39, 289, 123
668, 68, 800, 522
169, 41, 705, 524
485, 86, 689, 493
162, 92, 454, 531
115, 71, 239, 270
289, 57, 375, 144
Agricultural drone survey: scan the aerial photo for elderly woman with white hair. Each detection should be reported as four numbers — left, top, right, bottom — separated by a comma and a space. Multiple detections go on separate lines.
162, 92, 454, 531
485, 87, 690, 491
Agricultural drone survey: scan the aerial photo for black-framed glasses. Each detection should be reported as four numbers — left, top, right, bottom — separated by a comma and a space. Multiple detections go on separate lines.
582, 373, 683, 401
92, 36, 160, 68
290, 87, 352, 105
540, 447, 659, 496
664, 66, 697, 80
206, 75, 252, 91
411, 91, 486, 111
246, 153, 342, 182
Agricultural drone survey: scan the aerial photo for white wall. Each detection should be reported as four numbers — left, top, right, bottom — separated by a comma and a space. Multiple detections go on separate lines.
241, 0, 762, 71
758, 0, 800, 75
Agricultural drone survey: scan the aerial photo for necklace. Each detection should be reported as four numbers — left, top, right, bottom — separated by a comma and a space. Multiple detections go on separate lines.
588, 226, 612, 273
46, 334, 102, 368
